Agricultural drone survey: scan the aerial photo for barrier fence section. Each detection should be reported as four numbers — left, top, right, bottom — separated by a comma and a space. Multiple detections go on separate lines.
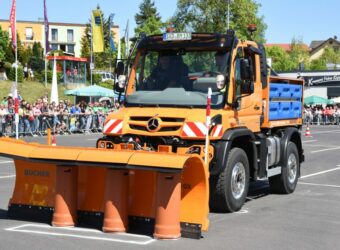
303, 112, 340, 125
0, 113, 108, 137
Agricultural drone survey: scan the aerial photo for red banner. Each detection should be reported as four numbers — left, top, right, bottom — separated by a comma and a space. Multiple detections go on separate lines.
9, 0, 16, 49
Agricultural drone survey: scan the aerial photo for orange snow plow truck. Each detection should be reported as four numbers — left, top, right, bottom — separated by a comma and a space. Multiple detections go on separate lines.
0, 30, 304, 240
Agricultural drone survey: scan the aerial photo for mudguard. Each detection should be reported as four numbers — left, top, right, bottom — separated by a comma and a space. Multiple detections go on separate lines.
211, 128, 257, 176
279, 127, 304, 166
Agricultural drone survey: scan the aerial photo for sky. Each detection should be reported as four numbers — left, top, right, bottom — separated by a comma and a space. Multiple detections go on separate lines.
0, 0, 339, 46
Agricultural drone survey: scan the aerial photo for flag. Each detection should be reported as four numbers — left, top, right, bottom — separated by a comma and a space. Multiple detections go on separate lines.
9, 0, 16, 49
92, 9, 104, 53
109, 14, 116, 51
44, 0, 50, 53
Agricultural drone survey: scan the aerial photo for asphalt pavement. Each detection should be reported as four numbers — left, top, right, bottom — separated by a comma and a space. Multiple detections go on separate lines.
0, 126, 340, 250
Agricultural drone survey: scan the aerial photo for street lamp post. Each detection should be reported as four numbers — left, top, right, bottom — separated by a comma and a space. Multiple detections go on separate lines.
88, 30, 94, 86
227, 0, 233, 30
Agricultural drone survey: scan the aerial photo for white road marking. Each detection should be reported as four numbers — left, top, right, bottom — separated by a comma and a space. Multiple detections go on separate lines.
300, 167, 340, 179
310, 129, 340, 134
311, 147, 340, 153
299, 182, 340, 188
303, 144, 339, 147
302, 140, 317, 143
0, 175, 15, 179
0, 161, 14, 164
235, 209, 248, 214
87, 138, 99, 141
5, 224, 155, 245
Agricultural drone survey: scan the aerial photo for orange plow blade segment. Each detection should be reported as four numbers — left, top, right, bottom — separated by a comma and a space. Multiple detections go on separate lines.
0, 138, 209, 239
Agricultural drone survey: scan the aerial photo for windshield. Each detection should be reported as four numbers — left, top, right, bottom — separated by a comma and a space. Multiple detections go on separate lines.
126, 50, 230, 107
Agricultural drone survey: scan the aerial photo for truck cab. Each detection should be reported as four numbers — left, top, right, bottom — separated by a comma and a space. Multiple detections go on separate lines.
99, 30, 304, 212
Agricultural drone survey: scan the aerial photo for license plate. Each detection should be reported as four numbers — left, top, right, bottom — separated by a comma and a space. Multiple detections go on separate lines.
163, 32, 192, 41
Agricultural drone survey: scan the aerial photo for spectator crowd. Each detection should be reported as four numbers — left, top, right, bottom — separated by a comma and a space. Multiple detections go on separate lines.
304, 105, 340, 125
0, 93, 118, 137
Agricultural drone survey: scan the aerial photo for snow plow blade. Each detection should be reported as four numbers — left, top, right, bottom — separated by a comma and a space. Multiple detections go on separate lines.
0, 138, 209, 239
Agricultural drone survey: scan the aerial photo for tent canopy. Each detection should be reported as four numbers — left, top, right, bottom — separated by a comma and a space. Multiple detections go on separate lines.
331, 96, 340, 103
304, 95, 334, 105
65, 85, 115, 97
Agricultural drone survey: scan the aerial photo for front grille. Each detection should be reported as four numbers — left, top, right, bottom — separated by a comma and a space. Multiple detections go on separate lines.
130, 116, 150, 121
129, 116, 184, 132
129, 125, 148, 131
130, 116, 185, 122
159, 126, 181, 132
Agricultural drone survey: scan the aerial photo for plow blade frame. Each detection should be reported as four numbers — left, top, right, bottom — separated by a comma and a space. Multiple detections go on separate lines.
0, 139, 209, 239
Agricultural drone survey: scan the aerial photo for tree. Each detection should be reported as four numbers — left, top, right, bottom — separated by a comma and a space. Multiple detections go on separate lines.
288, 38, 310, 70
134, 0, 163, 36
4, 42, 14, 63
309, 58, 327, 71
172, 0, 267, 43
29, 42, 45, 72
0, 26, 9, 62
266, 46, 294, 72
321, 47, 340, 69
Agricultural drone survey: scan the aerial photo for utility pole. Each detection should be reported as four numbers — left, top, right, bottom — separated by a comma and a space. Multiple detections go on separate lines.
90, 27, 94, 85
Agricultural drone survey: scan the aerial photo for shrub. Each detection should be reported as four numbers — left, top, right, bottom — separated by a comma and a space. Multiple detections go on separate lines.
93, 73, 102, 85
8, 66, 24, 82
4, 62, 12, 77
37, 70, 63, 83
98, 81, 113, 89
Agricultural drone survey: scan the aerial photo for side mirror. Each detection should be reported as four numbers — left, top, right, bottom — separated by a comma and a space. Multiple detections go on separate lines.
240, 58, 253, 81
115, 61, 125, 76
241, 81, 254, 94
114, 75, 126, 93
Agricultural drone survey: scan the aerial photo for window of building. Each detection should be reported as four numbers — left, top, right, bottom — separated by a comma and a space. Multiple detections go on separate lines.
60, 44, 66, 52
67, 45, 75, 54
25, 27, 33, 40
51, 44, 58, 51
51, 29, 58, 41
67, 29, 74, 42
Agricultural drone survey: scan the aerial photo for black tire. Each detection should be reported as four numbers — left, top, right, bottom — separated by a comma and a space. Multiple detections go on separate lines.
210, 147, 249, 213
269, 142, 299, 194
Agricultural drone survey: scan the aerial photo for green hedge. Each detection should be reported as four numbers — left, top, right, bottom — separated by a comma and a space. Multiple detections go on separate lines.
35, 70, 63, 83
8, 66, 24, 83
98, 81, 114, 89
93, 73, 102, 85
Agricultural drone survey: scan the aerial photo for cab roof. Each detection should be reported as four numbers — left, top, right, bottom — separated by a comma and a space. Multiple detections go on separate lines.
137, 32, 237, 52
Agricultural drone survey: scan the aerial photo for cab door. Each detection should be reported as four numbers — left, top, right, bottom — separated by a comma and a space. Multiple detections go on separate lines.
232, 45, 262, 132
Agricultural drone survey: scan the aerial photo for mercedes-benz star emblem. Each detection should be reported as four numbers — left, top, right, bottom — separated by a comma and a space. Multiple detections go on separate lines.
147, 118, 160, 132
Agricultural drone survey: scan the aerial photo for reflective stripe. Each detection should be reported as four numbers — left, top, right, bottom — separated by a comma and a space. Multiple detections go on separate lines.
104, 119, 123, 134
212, 125, 223, 137
182, 122, 223, 138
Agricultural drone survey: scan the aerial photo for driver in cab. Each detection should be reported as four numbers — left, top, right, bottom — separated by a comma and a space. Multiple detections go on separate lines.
144, 53, 189, 90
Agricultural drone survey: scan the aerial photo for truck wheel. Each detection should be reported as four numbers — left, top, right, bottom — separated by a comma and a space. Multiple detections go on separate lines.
269, 142, 299, 194
210, 147, 249, 213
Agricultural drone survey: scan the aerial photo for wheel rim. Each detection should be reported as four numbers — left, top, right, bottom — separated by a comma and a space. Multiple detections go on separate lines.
287, 153, 297, 183
231, 162, 246, 200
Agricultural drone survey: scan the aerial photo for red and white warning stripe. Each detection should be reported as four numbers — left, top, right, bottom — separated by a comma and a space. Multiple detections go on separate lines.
103, 119, 123, 134
211, 125, 223, 137
182, 122, 223, 138
182, 122, 207, 137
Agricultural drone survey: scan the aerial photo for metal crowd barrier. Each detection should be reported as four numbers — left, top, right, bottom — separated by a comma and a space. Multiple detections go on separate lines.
0, 113, 108, 137
303, 113, 340, 125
